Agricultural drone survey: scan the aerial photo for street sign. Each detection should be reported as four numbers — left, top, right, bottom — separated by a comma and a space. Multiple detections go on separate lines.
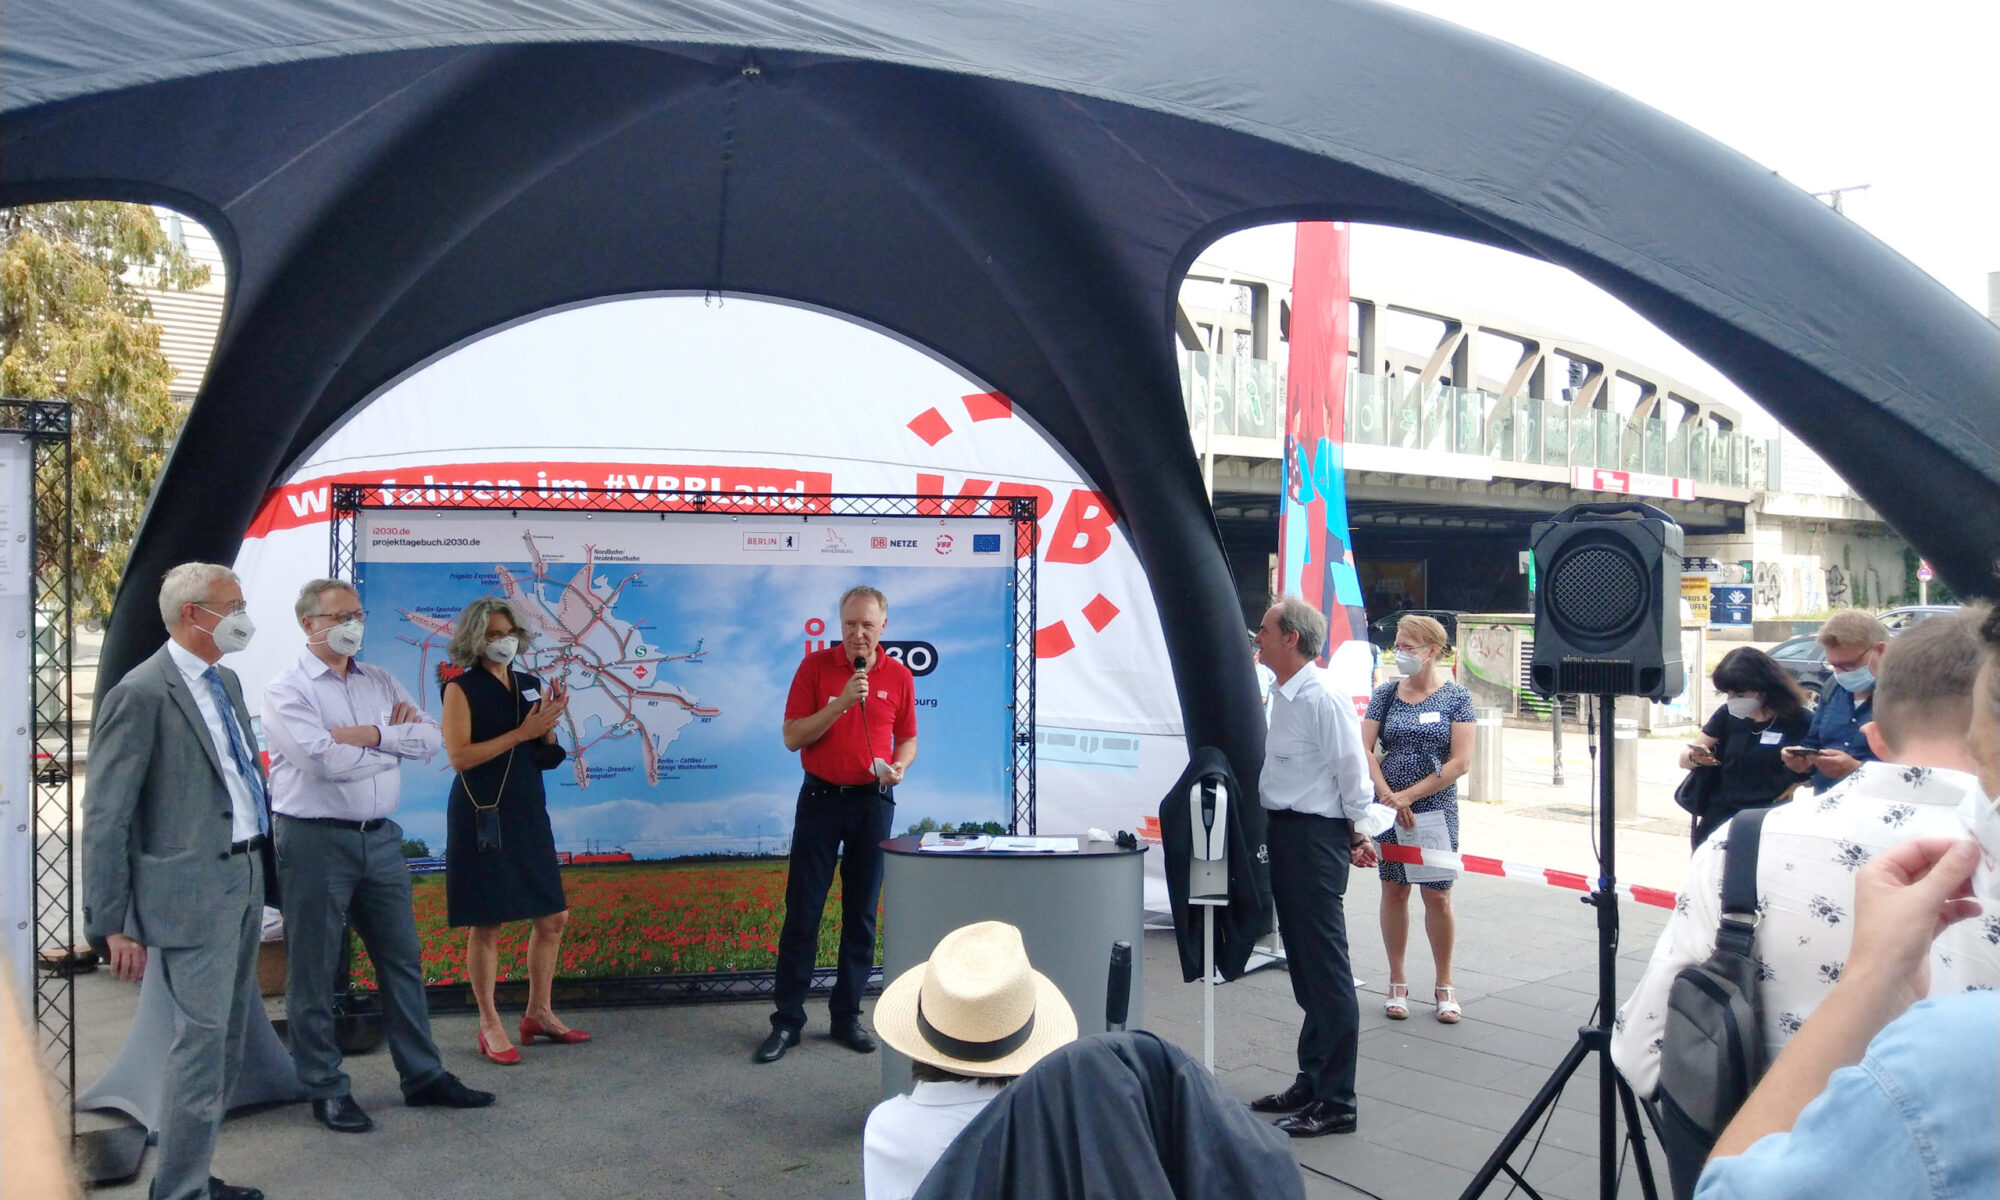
1917, 560, 1934, 583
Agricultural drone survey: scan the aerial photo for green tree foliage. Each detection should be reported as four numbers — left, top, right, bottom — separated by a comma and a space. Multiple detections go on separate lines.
1, 202, 209, 623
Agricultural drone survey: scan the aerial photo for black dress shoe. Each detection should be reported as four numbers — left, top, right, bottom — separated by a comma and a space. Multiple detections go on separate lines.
1278, 1099, 1359, 1137
754, 1027, 800, 1063
830, 1021, 877, 1054
1249, 1080, 1314, 1113
209, 1178, 265, 1200
406, 1072, 496, 1108
312, 1094, 374, 1133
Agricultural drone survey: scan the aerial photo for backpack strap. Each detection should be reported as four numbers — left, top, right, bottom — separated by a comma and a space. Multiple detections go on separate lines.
1715, 806, 1771, 958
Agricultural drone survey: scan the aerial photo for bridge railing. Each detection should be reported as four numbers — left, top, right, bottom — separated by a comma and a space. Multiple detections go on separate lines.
1180, 350, 1751, 489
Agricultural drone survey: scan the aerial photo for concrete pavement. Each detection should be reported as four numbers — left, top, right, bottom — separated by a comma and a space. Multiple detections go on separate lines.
66, 722, 1706, 1199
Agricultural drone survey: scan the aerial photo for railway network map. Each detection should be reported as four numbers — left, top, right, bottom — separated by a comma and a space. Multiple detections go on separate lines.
355, 513, 1015, 859
401, 531, 719, 788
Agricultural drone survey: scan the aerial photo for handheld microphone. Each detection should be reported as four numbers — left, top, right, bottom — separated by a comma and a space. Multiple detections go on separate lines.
854, 653, 877, 788
1105, 940, 1133, 1031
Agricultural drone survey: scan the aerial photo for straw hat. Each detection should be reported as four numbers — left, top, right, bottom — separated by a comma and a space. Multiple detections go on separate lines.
874, 921, 1078, 1078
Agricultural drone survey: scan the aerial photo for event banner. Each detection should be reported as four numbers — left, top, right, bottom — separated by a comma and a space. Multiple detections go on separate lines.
229, 296, 1197, 988
355, 508, 1018, 860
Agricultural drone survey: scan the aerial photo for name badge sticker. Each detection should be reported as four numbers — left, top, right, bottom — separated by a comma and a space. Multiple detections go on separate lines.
522, 688, 541, 702
1759, 730, 1783, 745
1418, 711, 1443, 724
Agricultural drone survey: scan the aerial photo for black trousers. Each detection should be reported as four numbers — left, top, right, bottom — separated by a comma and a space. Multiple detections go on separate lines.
1266, 808, 1359, 1107
770, 775, 893, 1032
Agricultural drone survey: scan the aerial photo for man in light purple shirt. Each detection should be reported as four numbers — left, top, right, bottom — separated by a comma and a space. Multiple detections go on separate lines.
264, 579, 493, 1133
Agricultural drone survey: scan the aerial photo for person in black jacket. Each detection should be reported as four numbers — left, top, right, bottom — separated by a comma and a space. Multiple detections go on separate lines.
1680, 647, 1812, 847
908, 1031, 1305, 1200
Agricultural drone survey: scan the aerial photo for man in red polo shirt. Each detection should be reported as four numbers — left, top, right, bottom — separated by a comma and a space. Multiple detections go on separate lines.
756, 585, 919, 1063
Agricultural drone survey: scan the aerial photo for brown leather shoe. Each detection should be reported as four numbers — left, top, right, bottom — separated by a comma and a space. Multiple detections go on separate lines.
1249, 1080, 1313, 1113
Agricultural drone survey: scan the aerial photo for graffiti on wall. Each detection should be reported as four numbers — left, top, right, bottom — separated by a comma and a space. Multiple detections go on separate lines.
1754, 562, 1783, 610
1752, 558, 1830, 618
1461, 623, 1521, 715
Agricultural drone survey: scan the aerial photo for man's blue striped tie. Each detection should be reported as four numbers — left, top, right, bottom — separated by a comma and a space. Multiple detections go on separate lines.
203, 665, 269, 835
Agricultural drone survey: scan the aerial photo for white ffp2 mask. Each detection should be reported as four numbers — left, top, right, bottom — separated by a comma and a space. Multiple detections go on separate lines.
324, 620, 364, 658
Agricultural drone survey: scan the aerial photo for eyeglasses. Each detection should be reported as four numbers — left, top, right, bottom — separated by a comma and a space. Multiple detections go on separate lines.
314, 609, 367, 624
197, 601, 248, 617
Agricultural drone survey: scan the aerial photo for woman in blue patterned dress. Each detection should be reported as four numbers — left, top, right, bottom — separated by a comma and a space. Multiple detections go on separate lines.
1362, 615, 1477, 1024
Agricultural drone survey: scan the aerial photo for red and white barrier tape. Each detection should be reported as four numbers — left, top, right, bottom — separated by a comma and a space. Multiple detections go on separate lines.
1375, 844, 1679, 911
1136, 816, 1678, 911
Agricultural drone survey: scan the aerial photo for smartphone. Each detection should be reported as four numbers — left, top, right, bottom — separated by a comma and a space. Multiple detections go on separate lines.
1686, 742, 1716, 756
1780, 745, 1821, 758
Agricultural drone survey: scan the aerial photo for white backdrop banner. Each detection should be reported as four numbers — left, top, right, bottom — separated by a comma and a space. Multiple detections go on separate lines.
229, 298, 1193, 891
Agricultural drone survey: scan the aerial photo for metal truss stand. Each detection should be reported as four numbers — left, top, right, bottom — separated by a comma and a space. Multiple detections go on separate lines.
1458, 693, 1658, 1200
3, 399, 146, 1185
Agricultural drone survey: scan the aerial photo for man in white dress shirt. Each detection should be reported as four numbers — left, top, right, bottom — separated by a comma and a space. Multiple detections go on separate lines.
264, 579, 493, 1133
1247, 596, 1381, 1138
1613, 608, 2000, 1100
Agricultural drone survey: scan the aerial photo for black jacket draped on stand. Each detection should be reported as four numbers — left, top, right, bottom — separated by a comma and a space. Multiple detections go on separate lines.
1158, 746, 1273, 983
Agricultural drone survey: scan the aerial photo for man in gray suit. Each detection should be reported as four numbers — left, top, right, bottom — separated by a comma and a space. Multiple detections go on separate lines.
84, 563, 274, 1200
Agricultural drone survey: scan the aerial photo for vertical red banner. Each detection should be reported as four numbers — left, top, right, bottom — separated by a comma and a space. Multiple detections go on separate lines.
1280, 222, 1367, 674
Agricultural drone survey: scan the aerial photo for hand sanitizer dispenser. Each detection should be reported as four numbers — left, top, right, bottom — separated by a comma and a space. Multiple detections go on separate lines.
1188, 774, 1229, 905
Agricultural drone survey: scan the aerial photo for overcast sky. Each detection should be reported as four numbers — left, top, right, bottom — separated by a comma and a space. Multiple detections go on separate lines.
1202, 0, 1997, 435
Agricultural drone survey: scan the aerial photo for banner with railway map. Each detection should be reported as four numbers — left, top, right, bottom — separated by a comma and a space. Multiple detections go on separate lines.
354, 508, 1017, 861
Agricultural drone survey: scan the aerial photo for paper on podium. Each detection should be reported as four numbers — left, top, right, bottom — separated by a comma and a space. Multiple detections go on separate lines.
986, 837, 1079, 853
918, 832, 992, 852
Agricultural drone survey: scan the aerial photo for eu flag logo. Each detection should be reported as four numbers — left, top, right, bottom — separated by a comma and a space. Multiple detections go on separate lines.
972, 533, 1003, 554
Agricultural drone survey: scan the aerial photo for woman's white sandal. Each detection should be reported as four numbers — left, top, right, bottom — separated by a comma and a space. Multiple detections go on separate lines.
1385, 982, 1410, 1020
1435, 985, 1462, 1024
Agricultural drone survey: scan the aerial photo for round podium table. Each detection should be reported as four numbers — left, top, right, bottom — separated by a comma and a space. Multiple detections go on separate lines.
877, 835, 1146, 1098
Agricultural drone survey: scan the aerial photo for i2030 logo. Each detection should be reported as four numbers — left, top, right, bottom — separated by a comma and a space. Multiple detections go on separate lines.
799, 618, 938, 676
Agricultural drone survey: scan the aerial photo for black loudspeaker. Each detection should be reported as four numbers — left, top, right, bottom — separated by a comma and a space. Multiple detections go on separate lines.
1529, 502, 1685, 700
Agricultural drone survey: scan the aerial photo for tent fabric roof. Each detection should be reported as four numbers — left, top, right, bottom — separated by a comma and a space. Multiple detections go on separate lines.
5, 0, 1996, 778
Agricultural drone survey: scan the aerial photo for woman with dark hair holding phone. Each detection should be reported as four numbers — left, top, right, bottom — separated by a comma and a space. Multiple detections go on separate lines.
1679, 647, 1813, 847
440, 597, 589, 1064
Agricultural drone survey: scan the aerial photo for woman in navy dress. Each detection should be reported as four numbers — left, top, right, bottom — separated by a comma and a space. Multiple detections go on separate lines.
441, 597, 590, 1064
1361, 614, 1476, 1024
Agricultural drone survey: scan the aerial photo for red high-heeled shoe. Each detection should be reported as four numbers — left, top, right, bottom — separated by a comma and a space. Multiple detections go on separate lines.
478, 1029, 522, 1065
520, 1015, 592, 1045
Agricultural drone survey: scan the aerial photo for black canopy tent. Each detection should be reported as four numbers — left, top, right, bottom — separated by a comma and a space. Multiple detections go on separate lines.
5, 1, 1996, 796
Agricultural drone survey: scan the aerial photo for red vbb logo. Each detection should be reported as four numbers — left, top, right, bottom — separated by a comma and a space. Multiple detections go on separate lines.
904, 392, 1126, 659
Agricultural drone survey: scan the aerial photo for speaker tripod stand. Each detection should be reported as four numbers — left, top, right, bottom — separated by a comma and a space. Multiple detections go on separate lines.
1457, 693, 1660, 1200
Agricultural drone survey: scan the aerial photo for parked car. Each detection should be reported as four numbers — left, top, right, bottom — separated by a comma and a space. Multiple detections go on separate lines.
1768, 633, 1830, 701
1766, 607, 1957, 702
1876, 604, 1960, 634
